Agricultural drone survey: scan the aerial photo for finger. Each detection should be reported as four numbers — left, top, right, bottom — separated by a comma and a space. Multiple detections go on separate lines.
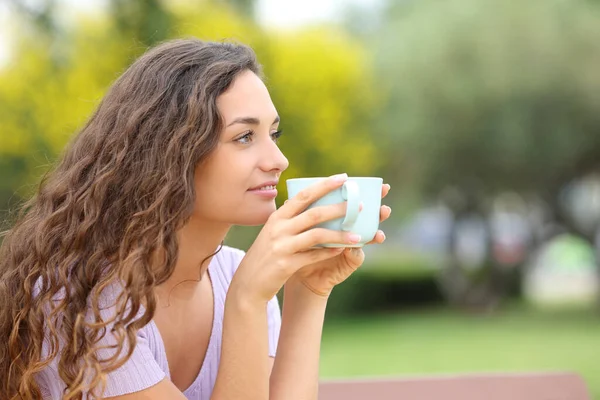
292, 228, 362, 252
293, 200, 364, 233
379, 205, 392, 223
366, 230, 386, 245
381, 184, 391, 199
291, 201, 348, 233
278, 173, 348, 219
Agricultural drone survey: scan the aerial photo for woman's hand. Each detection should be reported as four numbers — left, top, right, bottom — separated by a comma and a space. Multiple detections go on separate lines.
230, 173, 365, 304
288, 184, 392, 297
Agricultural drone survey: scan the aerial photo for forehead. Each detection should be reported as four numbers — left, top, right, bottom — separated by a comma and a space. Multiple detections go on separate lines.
217, 70, 277, 121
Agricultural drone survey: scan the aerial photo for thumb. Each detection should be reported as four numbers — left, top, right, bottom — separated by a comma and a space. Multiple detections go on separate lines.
343, 247, 365, 266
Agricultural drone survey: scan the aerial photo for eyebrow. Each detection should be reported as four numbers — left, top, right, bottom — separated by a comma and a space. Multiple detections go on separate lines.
227, 115, 280, 127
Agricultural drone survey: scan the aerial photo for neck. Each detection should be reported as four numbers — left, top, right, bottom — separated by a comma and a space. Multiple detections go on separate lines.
159, 216, 231, 292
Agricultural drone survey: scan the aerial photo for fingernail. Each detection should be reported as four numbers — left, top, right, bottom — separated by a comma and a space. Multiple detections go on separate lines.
380, 230, 386, 241
331, 173, 348, 183
386, 184, 391, 190
359, 202, 364, 211
385, 205, 392, 214
348, 233, 361, 243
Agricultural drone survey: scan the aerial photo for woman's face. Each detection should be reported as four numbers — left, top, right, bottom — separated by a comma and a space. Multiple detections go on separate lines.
193, 70, 289, 226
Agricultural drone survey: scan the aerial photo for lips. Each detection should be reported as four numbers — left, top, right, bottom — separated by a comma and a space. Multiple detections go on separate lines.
249, 181, 279, 191
252, 185, 276, 191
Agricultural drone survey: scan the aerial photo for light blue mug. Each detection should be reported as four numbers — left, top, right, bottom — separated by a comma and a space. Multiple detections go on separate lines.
286, 177, 383, 248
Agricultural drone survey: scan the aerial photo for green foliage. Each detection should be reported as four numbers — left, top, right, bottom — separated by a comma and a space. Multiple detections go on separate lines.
110, 0, 173, 46
0, 14, 129, 199
0, 2, 382, 214
375, 0, 600, 197
325, 256, 440, 318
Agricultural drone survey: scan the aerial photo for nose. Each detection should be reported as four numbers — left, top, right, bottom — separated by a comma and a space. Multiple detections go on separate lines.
258, 138, 289, 174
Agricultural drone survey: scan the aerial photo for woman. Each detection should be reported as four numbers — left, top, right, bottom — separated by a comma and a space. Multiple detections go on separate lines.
0, 38, 391, 399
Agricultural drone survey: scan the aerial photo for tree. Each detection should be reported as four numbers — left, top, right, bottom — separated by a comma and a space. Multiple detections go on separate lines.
373, 0, 600, 308
109, 0, 173, 47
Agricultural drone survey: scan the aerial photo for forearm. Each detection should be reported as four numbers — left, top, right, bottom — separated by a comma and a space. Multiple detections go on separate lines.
212, 289, 270, 400
269, 279, 328, 400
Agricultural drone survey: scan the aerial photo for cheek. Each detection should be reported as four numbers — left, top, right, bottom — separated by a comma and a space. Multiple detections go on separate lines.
192, 147, 275, 223
193, 159, 248, 209
194, 173, 235, 206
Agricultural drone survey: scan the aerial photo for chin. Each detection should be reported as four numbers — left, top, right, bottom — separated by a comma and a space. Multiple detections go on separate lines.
236, 205, 277, 226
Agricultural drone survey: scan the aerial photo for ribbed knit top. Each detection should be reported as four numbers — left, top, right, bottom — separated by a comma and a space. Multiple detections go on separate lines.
35, 246, 281, 399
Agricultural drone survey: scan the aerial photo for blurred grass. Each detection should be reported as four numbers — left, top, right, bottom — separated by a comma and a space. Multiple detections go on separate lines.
320, 303, 600, 398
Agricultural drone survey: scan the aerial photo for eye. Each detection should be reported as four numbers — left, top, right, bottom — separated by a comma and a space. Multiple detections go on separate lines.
271, 129, 283, 143
235, 131, 254, 144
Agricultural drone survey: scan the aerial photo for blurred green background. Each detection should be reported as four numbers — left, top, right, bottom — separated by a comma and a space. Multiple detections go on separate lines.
2, 0, 600, 397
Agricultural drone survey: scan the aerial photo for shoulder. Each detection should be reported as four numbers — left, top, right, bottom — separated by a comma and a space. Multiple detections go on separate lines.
219, 245, 246, 264
216, 245, 245, 273
210, 245, 245, 286
35, 280, 167, 398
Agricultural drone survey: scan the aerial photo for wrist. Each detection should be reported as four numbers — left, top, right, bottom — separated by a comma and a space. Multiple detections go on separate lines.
226, 282, 270, 310
284, 277, 331, 303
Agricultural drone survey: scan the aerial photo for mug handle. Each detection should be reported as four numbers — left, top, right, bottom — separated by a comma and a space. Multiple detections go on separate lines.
341, 180, 360, 231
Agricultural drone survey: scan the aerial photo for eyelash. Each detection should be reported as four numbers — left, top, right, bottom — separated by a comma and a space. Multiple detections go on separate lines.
236, 130, 284, 144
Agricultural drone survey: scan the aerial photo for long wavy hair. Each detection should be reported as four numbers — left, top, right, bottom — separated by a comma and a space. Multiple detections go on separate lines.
0, 38, 262, 399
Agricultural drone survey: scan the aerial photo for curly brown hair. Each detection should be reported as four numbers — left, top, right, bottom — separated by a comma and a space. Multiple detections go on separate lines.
0, 38, 262, 399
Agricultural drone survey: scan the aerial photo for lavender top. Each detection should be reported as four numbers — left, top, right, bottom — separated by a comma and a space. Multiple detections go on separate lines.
35, 246, 282, 399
